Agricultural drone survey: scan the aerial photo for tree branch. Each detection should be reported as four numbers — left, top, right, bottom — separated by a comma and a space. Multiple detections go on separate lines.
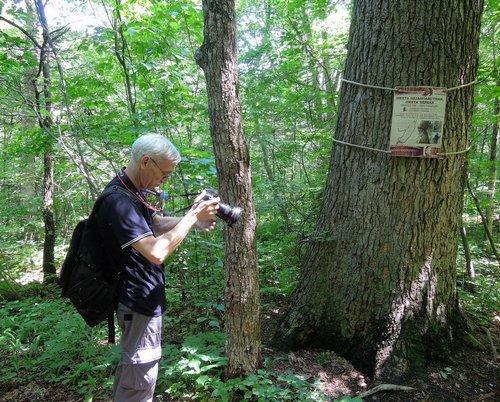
466, 175, 500, 265
0, 15, 42, 49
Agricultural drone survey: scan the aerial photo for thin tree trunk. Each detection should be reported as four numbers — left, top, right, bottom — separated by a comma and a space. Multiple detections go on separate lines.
196, 0, 261, 378
112, 0, 136, 121
35, 0, 57, 283
100, 0, 136, 121
460, 226, 475, 279
1, 7, 99, 200
484, 19, 498, 253
42, 151, 56, 280
485, 96, 498, 252
466, 178, 500, 264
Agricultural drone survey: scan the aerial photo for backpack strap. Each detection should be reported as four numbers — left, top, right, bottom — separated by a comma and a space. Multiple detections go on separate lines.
92, 185, 141, 344
92, 185, 139, 214
108, 314, 115, 344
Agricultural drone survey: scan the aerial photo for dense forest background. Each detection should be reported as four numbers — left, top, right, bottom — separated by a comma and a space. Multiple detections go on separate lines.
0, 0, 498, 400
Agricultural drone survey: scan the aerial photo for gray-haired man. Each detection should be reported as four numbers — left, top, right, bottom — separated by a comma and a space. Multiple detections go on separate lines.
95, 133, 219, 401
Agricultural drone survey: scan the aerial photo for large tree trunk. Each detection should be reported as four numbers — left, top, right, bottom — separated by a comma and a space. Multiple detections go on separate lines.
195, 0, 261, 377
275, 0, 484, 381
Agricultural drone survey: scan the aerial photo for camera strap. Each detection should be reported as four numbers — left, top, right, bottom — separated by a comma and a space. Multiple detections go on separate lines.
163, 193, 208, 216
116, 170, 162, 212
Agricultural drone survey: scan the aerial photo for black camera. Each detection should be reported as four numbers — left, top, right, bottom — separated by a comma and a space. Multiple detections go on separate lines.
202, 188, 243, 226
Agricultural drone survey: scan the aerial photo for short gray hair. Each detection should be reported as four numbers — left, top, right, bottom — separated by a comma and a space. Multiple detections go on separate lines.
130, 133, 181, 164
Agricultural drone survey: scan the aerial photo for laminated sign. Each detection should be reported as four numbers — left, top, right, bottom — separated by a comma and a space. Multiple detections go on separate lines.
389, 87, 447, 158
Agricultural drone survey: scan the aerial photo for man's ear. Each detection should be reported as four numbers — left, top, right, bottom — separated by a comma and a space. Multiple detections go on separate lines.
140, 155, 150, 168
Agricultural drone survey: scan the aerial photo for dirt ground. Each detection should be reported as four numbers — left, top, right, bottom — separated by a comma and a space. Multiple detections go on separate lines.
264, 336, 499, 402
1, 310, 498, 402
260, 310, 499, 402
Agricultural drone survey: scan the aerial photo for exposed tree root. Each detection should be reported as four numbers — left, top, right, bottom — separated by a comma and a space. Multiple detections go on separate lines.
357, 384, 415, 398
482, 327, 498, 361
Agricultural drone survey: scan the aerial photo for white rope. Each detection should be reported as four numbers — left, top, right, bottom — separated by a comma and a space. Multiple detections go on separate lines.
445, 81, 477, 92
332, 138, 471, 157
341, 78, 396, 92
341, 78, 477, 93
332, 138, 391, 154
436, 145, 472, 156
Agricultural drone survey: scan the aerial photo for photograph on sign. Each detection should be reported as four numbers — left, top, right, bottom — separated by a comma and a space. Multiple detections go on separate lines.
389, 87, 447, 158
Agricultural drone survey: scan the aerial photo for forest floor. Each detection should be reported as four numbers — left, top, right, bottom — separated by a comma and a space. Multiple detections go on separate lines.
1, 308, 498, 402
260, 306, 499, 402
0, 280, 498, 401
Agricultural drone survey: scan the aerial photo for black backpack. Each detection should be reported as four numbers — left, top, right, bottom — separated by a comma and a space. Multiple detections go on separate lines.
60, 185, 138, 343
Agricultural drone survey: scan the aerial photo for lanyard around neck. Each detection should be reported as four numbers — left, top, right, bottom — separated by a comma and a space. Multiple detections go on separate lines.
116, 171, 162, 212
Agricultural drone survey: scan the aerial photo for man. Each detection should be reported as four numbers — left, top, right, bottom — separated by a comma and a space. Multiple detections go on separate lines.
95, 133, 219, 401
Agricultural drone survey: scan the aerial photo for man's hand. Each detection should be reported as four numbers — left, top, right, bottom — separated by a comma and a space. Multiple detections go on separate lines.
194, 218, 217, 232
190, 191, 219, 231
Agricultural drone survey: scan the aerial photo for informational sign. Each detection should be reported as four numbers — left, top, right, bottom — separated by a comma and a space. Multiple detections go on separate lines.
389, 87, 447, 158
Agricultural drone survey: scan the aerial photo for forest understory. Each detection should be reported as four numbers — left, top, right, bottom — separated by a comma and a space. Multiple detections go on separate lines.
0, 294, 498, 402
1, 0, 498, 400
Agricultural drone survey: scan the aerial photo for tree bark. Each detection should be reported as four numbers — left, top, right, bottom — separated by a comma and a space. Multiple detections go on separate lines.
460, 226, 475, 279
195, 0, 261, 377
484, 17, 498, 253
112, 0, 137, 121
485, 95, 498, 252
275, 0, 484, 381
42, 151, 56, 280
35, 0, 57, 283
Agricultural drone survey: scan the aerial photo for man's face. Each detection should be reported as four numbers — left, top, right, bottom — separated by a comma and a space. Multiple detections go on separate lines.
144, 156, 176, 189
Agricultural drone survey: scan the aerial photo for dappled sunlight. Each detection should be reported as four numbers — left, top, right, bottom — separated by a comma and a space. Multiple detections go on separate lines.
374, 253, 439, 377
316, 369, 368, 398
269, 349, 369, 399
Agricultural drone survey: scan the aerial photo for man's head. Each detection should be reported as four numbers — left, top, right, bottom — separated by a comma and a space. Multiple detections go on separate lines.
130, 134, 181, 189
131, 133, 181, 165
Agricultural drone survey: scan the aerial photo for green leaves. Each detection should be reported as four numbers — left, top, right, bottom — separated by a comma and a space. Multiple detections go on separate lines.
0, 295, 118, 395
157, 331, 334, 401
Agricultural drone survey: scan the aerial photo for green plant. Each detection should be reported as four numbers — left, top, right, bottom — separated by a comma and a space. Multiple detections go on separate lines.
0, 296, 118, 397
155, 331, 337, 401
439, 367, 453, 379
457, 256, 499, 326
316, 351, 332, 366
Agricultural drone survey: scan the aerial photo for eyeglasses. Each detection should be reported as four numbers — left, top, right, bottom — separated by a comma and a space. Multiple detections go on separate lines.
149, 157, 174, 180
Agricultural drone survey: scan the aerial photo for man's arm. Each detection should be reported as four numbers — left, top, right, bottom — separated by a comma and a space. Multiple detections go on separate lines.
153, 215, 183, 235
133, 197, 219, 265
153, 213, 217, 234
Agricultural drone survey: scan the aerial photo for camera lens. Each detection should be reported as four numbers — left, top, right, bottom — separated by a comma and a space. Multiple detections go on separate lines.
201, 188, 244, 226
217, 204, 244, 226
